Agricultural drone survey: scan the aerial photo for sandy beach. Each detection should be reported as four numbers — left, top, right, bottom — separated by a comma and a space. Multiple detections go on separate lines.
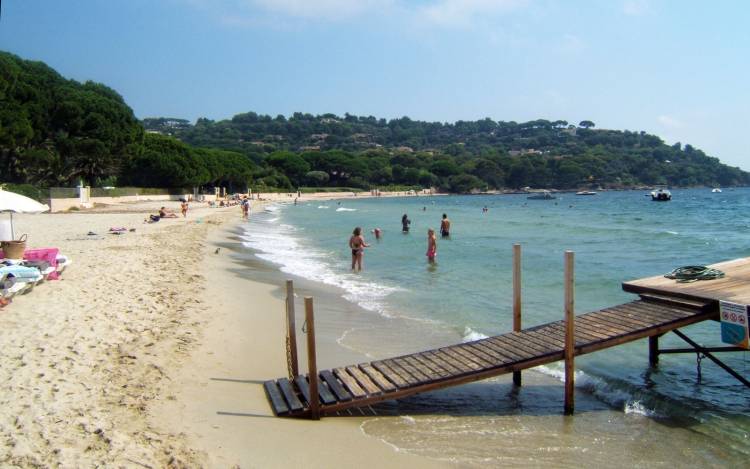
0, 195, 446, 467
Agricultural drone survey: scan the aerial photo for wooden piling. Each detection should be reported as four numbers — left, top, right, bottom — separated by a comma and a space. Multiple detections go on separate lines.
285, 280, 299, 378
305, 297, 320, 420
648, 335, 659, 366
512, 243, 522, 386
564, 250, 575, 415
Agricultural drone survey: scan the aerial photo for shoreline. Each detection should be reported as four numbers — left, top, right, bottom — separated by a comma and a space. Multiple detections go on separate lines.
151, 210, 448, 468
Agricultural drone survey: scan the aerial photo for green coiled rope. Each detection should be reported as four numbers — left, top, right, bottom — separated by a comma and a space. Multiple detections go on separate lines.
664, 265, 725, 283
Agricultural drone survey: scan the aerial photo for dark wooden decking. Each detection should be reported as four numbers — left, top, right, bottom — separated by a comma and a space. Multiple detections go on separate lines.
264, 298, 715, 417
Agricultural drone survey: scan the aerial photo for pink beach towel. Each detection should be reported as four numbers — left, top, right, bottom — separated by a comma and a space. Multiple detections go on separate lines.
23, 248, 61, 280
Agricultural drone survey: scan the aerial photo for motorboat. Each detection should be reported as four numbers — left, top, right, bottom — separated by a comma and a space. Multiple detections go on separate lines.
712, 188, 722, 193
575, 191, 597, 196
650, 188, 672, 201
527, 190, 556, 200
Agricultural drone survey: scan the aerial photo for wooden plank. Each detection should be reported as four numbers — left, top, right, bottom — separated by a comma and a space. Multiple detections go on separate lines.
334, 368, 367, 398
449, 345, 494, 369
523, 329, 565, 351
570, 318, 620, 340
423, 350, 467, 375
595, 309, 658, 330
576, 314, 622, 340
410, 353, 450, 379
460, 342, 503, 366
509, 327, 562, 351
360, 363, 397, 392
623, 300, 696, 319
403, 355, 445, 380
372, 361, 410, 388
491, 333, 545, 357
438, 347, 483, 371
544, 322, 601, 345
277, 378, 304, 412
637, 293, 711, 311
598, 306, 661, 328
321, 370, 352, 402
316, 378, 338, 405
480, 337, 528, 361
294, 375, 312, 406
620, 302, 694, 322
346, 366, 381, 395
263, 380, 290, 416
468, 342, 514, 364
577, 315, 633, 336
384, 359, 423, 385
393, 357, 432, 383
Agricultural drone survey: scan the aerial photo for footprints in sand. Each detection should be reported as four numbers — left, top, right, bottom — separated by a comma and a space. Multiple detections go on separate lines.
0, 211, 226, 466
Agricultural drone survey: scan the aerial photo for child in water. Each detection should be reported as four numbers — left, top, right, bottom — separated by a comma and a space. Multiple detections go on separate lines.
426, 228, 437, 263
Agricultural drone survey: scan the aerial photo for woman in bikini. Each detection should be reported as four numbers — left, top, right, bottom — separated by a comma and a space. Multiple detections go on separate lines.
349, 226, 370, 271
426, 228, 437, 264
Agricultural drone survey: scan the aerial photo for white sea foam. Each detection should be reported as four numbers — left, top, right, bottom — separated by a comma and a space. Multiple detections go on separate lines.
336, 207, 357, 212
264, 205, 279, 212
317, 205, 329, 209
624, 400, 658, 417
666, 230, 678, 235
241, 208, 401, 318
462, 327, 489, 342
536, 364, 662, 417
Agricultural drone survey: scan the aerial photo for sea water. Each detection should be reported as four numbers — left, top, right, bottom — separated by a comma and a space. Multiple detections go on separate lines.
240, 189, 750, 467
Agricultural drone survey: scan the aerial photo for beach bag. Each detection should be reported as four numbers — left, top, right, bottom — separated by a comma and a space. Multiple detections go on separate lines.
1, 234, 27, 259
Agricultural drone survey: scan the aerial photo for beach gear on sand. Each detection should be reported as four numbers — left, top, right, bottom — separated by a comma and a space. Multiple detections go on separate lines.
23, 248, 61, 280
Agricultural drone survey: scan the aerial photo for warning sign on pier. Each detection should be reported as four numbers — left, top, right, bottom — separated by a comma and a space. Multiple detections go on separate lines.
720, 301, 749, 349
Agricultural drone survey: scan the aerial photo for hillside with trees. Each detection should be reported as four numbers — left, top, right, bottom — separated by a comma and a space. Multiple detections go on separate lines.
145, 112, 750, 191
1, 50, 748, 194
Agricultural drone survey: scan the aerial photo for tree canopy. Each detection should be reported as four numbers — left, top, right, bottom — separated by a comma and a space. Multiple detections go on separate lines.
2, 50, 748, 193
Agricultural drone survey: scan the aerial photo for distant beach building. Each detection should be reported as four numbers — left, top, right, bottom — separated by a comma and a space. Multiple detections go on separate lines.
394, 146, 414, 153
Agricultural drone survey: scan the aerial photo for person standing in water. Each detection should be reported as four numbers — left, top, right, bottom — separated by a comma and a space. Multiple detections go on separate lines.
440, 213, 451, 237
401, 214, 411, 233
426, 228, 437, 263
349, 226, 370, 271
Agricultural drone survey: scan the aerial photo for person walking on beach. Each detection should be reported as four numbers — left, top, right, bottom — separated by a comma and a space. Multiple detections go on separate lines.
440, 213, 451, 238
426, 228, 437, 263
241, 197, 249, 219
349, 227, 370, 271
181, 200, 189, 217
401, 214, 411, 233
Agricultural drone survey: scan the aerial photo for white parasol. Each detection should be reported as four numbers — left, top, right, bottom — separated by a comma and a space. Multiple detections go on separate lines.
0, 188, 50, 240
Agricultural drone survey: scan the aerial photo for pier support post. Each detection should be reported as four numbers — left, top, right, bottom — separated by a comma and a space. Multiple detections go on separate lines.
285, 280, 299, 378
564, 251, 575, 415
305, 297, 320, 420
648, 335, 660, 366
512, 243, 522, 386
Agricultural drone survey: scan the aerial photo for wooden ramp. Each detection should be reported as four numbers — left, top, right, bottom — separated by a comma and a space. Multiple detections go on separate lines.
264, 298, 715, 417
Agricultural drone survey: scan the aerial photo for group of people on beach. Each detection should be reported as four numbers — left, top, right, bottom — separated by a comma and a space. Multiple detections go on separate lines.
349, 213, 451, 270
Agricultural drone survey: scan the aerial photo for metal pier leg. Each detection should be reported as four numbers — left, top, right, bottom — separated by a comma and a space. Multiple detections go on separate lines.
672, 330, 750, 388
648, 335, 660, 366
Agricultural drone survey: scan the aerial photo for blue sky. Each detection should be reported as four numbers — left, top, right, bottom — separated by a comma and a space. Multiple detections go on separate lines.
1, 0, 748, 169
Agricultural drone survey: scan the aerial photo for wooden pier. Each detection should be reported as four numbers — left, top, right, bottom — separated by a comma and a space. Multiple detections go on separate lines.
264, 253, 748, 418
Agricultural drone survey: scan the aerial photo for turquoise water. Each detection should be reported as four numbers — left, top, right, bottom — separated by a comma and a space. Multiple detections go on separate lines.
242, 188, 750, 466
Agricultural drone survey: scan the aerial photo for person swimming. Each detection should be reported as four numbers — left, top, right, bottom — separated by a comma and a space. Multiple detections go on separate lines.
372, 228, 382, 240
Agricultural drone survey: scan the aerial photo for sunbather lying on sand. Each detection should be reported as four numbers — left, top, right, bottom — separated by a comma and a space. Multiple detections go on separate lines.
158, 207, 178, 218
